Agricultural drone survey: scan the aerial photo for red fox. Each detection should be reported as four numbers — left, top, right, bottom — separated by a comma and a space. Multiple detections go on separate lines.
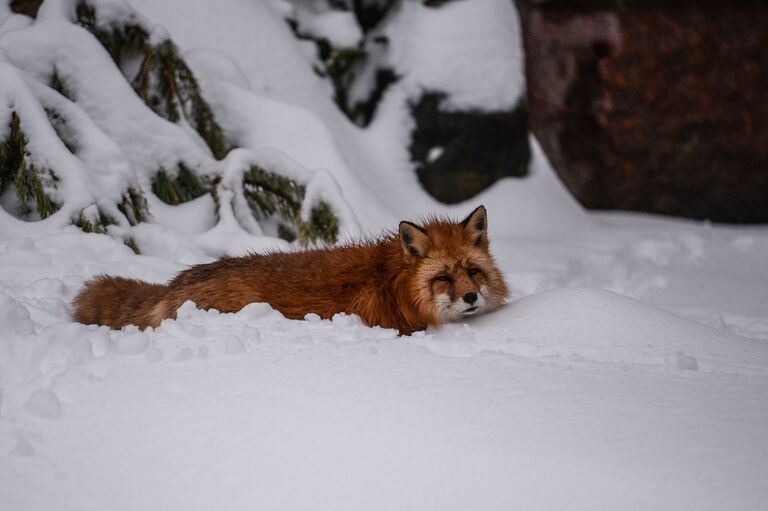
73, 206, 508, 335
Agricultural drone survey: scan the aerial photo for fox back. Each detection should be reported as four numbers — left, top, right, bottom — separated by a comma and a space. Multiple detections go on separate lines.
73, 206, 508, 334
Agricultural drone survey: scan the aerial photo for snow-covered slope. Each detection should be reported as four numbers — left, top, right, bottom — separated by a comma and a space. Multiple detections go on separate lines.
2, 174, 767, 510
2, 275, 767, 510
1, 1, 767, 510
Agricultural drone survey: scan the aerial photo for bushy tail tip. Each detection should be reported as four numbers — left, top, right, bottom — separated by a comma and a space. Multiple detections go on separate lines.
73, 276, 167, 330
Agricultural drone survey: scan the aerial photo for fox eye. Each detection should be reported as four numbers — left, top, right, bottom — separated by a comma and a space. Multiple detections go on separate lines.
468, 268, 481, 276
435, 275, 452, 282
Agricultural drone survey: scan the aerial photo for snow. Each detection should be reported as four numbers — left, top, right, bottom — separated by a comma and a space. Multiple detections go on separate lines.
448, 287, 768, 375
2, 281, 767, 509
2, 225, 768, 510
293, 7, 362, 49
1, 0, 768, 509
386, 0, 526, 111
24, 389, 63, 419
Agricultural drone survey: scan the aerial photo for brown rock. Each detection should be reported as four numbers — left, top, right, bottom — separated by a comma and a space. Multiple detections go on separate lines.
518, 0, 768, 222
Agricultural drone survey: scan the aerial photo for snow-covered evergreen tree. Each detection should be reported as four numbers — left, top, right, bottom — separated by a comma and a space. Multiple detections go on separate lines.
0, 0, 351, 253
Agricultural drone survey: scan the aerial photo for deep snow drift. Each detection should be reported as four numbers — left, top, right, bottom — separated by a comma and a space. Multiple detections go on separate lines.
1, 1, 768, 510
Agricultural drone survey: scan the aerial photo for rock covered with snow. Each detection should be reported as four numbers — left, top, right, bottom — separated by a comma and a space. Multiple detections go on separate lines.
284, 0, 531, 204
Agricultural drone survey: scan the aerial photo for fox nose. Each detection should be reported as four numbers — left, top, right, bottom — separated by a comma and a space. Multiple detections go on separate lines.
463, 292, 478, 305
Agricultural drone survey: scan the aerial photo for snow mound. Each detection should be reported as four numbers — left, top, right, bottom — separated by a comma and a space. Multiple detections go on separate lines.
418, 287, 768, 375
24, 389, 63, 419
386, 0, 525, 111
1, 285, 766, 511
0, 292, 35, 335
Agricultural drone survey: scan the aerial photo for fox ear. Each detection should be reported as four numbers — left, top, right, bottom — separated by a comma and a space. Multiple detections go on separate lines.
461, 205, 488, 247
399, 221, 431, 258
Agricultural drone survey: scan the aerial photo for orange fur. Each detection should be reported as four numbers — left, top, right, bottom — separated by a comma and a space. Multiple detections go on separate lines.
72, 206, 509, 335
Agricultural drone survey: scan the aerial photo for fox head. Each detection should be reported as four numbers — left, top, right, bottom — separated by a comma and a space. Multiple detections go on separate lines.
399, 205, 509, 325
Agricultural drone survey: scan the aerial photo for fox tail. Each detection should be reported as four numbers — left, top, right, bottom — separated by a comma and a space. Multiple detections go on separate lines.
73, 276, 167, 329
